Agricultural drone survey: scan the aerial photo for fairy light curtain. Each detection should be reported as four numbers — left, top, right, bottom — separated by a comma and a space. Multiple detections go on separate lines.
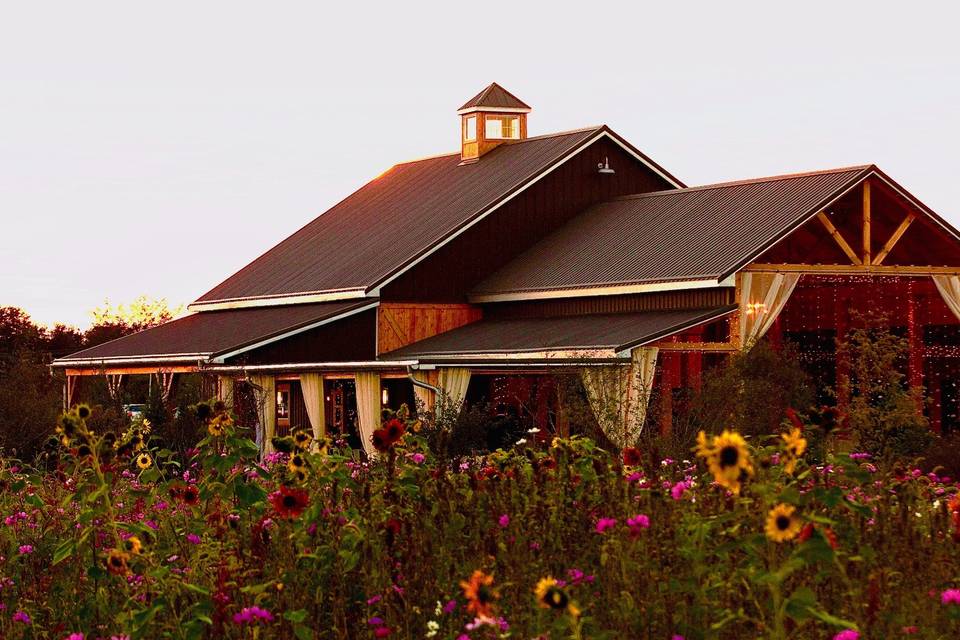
932, 276, 960, 321
298, 373, 326, 442
354, 372, 381, 457
249, 374, 276, 456
739, 272, 801, 348
437, 368, 472, 413
581, 347, 659, 448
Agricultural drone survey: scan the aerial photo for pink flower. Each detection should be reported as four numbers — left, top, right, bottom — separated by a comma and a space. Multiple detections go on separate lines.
65, 634, 84, 640
374, 627, 392, 638
627, 514, 651, 536
833, 631, 859, 640
233, 606, 273, 624
497, 514, 510, 528
186, 533, 201, 545
442, 599, 458, 614
670, 480, 691, 501
901, 626, 919, 634
941, 589, 960, 605
18, 545, 33, 555
408, 453, 426, 464
366, 595, 382, 605
13, 610, 31, 624
595, 517, 617, 534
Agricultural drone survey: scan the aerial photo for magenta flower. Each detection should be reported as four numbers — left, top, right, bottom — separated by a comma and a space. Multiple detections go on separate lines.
186, 533, 201, 545
942, 589, 960, 605
670, 480, 691, 501
18, 544, 33, 555
366, 595, 382, 605
442, 599, 458, 614
232, 606, 273, 625
595, 517, 617, 534
627, 514, 650, 529
408, 453, 426, 464
13, 610, 31, 624
374, 627, 392, 638
833, 631, 859, 640
65, 634, 84, 640
368, 616, 384, 625
497, 514, 510, 528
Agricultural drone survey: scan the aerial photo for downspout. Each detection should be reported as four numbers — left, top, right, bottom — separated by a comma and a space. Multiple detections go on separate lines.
406, 366, 442, 395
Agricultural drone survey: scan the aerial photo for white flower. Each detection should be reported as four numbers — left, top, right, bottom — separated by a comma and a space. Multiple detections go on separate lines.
515, 438, 527, 446
527, 427, 541, 434
426, 619, 440, 637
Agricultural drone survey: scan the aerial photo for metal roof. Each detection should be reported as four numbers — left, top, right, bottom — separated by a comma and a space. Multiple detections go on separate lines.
458, 83, 531, 111
53, 300, 372, 365
384, 306, 735, 360
472, 166, 873, 298
195, 127, 608, 305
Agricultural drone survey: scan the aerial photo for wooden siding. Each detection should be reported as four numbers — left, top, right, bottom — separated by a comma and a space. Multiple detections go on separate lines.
483, 288, 735, 320
225, 309, 377, 366
377, 303, 483, 355
381, 137, 674, 302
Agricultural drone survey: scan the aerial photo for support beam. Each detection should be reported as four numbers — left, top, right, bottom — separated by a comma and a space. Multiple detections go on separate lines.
654, 342, 738, 352
816, 211, 861, 265
873, 213, 916, 265
862, 180, 872, 265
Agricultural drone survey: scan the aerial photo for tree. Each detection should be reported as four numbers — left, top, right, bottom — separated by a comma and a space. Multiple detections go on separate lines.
84, 296, 182, 347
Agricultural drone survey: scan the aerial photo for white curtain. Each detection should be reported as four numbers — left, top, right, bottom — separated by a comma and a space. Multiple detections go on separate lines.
299, 373, 325, 442
216, 376, 234, 408
738, 272, 800, 348
411, 369, 438, 415
581, 347, 658, 449
354, 372, 381, 457
933, 275, 960, 321
437, 367, 471, 413
249, 375, 276, 456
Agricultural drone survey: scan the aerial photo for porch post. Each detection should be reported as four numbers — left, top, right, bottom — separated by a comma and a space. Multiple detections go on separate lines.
216, 375, 234, 409
906, 282, 925, 417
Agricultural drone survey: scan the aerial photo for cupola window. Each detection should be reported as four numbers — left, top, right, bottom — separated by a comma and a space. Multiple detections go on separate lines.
463, 115, 477, 142
485, 115, 521, 140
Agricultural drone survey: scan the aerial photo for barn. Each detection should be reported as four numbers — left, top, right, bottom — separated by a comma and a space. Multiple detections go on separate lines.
53, 83, 960, 453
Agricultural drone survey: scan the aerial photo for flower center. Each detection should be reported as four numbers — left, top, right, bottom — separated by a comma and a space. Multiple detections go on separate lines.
776, 515, 791, 531
719, 445, 739, 468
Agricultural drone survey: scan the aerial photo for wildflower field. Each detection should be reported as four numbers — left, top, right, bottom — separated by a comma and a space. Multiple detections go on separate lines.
2, 402, 960, 640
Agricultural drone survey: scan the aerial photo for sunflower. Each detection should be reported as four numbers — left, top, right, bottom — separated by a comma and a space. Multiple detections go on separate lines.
695, 430, 754, 494
207, 414, 232, 437
765, 503, 802, 543
136, 453, 152, 470
269, 485, 310, 519
780, 427, 807, 475
287, 453, 307, 474
124, 536, 143, 555
105, 549, 130, 575
460, 570, 498, 619
180, 484, 200, 506
293, 430, 313, 451
534, 576, 576, 614
76, 404, 91, 420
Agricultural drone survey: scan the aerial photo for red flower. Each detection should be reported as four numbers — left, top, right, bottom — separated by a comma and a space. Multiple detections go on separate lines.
798, 522, 815, 543
270, 485, 310, 519
383, 418, 405, 442
785, 407, 804, 431
383, 518, 402, 535
371, 419, 407, 452
622, 447, 642, 467
181, 484, 200, 506
538, 457, 557, 471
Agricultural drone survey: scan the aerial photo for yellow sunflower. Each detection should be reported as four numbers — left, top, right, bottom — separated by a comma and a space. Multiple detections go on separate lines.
105, 549, 130, 575
287, 453, 306, 474
780, 427, 807, 475
695, 430, 754, 494
293, 430, 313, 451
124, 535, 143, 555
136, 453, 152, 470
765, 503, 802, 543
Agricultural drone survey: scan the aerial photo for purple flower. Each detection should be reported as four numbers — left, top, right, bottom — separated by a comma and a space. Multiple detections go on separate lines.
672, 636, 685, 640
595, 517, 617, 534
368, 616, 384, 626
497, 514, 510, 528
942, 589, 960, 605
366, 595, 382, 605
186, 533, 201, 545
442, 599, 458, 614
18, 544, 33, 555
233, 606, 273, 625
849, 452, 871, 461
13, 610, 31, 624
833, 631, 859, 640
409, 453, 426, 464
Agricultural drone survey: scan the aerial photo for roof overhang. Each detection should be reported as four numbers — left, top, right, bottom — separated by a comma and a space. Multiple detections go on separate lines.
469, 276, 734, 303
187, 288, 368, 313
456, 106, 531, 115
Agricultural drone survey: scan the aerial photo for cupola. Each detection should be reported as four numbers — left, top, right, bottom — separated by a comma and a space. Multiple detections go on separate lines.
458, 83, 531, 164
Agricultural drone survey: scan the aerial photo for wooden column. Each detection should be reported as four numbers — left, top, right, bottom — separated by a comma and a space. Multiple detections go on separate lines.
906, 283, 925, 418
862, 180, 872, 265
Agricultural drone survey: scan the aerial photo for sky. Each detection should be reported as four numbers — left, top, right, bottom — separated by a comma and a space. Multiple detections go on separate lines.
2, 1, 958, 329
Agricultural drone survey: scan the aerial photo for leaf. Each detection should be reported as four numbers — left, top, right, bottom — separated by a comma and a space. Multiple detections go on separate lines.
181, 581, 211, 596
233, 479, 267, 507
284, 609, 308, 624
294, 625, 313, 640
806, 607, 859, 630
52, 538, 75, 565
785, 586, 817, 621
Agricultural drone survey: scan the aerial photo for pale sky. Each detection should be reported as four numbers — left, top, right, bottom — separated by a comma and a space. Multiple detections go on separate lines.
2, 1, 958, 329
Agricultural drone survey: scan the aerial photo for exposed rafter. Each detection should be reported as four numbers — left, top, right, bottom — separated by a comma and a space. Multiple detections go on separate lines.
816, 211, 861, 265
862, 180, 872, 264
873, 213, 917, 265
